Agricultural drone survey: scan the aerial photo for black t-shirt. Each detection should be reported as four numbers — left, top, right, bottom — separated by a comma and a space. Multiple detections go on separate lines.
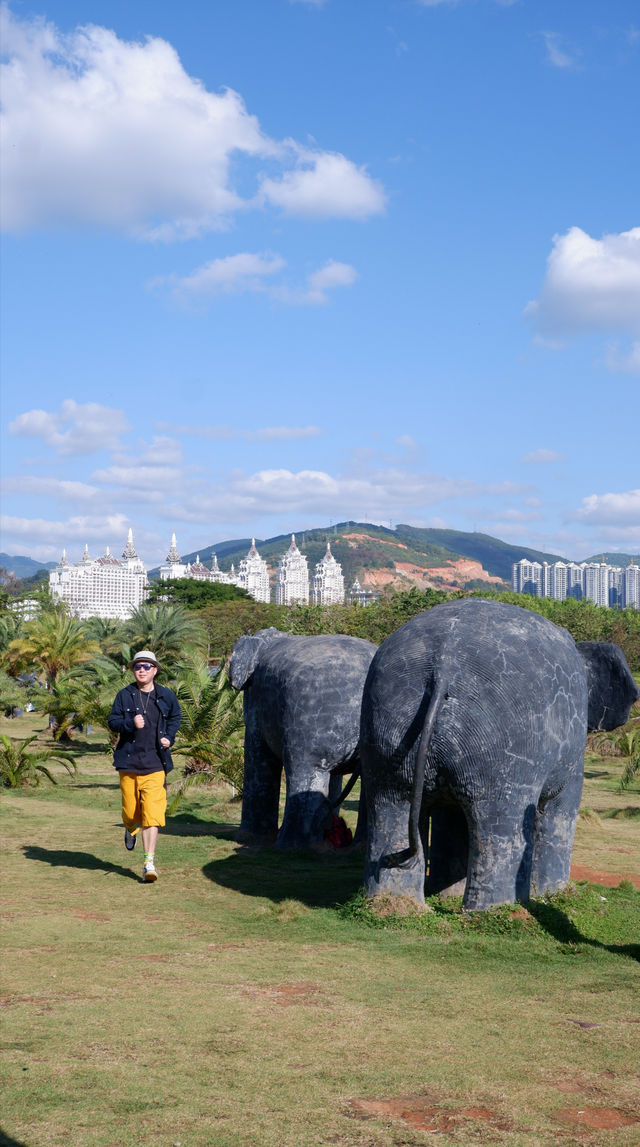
128, 689, 164, 774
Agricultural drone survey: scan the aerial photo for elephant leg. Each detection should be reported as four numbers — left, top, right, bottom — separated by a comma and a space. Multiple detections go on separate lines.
328, 772, 343, 806
463, 791, 539, 911
426, 805, 468, 897
364, 791, 425, 905
239, 734, 281, 842
353, 782, 367, 845
276, 760, 331, 849
530, 766, 583, 897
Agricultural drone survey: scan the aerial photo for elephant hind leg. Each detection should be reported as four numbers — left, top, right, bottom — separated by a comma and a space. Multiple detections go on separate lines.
463, 792, 539, 911
426, 805, 469, 897
530, 767, 583, 897
364, 792, 426, 904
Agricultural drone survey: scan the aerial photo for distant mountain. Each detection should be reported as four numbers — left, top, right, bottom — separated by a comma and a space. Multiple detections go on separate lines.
150, 522, 510, 591
0, 553, 57, 580
394, 527, 569, 583
581, 553, 639, 568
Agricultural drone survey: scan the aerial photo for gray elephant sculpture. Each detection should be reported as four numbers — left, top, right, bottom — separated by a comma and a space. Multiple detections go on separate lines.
229, 628, 377, 848
360, 598, 639, 911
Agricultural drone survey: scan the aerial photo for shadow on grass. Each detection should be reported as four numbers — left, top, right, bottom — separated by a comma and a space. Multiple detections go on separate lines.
0, 1128, 29, 1146
22, 846, 141, 882
165, 813, 238, 838
526, 899, 640, 963
67, 740, 111, 755
203, 843, 364, 909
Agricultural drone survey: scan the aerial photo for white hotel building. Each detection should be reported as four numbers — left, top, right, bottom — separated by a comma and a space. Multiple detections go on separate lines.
49, 530, 148, 620
512, 556, 639, 609
276, 535, 310, 605
50, 530, 350, 616
312, 542, 345, 606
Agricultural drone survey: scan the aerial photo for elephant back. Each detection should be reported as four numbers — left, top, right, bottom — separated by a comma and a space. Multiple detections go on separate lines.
361, 598, 588, 794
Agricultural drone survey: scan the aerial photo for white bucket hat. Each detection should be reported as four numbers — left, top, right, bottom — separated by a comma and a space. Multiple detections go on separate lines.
130, 650, 160, 669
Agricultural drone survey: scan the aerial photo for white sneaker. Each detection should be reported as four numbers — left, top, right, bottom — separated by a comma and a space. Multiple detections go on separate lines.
142, 861, 158, 883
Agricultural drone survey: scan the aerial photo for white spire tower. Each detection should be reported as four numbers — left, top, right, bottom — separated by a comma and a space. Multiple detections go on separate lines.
238, 538, 271, 603
312, 541, 345, 605
276, 534, 309, 605
159, 532, 186, 580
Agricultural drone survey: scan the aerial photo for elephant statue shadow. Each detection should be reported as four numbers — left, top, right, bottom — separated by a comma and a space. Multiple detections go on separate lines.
202, 843, 364, 908
229, 628, 377, 850
361, 599, 640, 912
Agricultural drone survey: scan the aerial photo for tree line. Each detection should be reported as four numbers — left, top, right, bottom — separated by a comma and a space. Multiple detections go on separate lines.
1, 584, 638, 793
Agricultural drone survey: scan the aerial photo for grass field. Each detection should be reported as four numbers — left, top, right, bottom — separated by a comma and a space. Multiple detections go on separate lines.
1, 714, 639, 1147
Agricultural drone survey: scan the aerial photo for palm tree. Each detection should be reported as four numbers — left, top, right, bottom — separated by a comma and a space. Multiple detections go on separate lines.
6, 612, 100, 689
168, 660, 245, 810
0, 669, 29, 717
124, 603, 207, 670
84, 617, 129, 663
36, 656, 127, 743
0, 733, 76, 788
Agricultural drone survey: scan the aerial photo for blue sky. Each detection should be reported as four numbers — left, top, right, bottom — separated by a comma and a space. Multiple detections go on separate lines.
1, 0, 638, 567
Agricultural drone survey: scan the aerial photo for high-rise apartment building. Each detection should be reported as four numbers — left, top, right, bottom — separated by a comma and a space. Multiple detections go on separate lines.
49, 530, 147, 620
276, 535, 309, 605
511, 559, 544, 597
312, 542, 345, 605
512, 555, 638, 609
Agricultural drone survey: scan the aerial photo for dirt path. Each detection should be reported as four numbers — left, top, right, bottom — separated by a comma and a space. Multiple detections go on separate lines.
570, 864, 640, 889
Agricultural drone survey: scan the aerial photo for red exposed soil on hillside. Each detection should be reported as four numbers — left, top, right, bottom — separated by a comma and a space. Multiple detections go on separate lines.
342, 533, 408, 549
360, 557, 505, 592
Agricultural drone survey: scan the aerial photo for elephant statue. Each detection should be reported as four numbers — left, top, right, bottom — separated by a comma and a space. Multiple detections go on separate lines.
360, 598, 639, 911
229, 628, 377, 848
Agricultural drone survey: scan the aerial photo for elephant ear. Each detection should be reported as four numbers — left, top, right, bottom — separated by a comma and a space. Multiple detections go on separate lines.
229, 636, 261, 690
577, 640, 640, 732
229, 628, 286, 690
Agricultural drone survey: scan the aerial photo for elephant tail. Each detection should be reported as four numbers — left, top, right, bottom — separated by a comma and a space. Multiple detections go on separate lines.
330, 765, 360, 810
408, 680, 447, 858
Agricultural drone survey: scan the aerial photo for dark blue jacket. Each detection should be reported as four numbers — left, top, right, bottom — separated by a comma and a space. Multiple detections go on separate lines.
108, 682, 181, 774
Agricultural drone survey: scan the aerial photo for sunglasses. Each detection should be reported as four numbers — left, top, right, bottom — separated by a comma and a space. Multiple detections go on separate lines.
133, 662, 155, 671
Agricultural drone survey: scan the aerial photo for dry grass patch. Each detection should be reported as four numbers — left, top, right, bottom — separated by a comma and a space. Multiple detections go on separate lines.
1, 713, 639, 1146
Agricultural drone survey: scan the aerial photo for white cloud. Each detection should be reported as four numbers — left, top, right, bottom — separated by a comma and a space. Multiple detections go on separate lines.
573, 490, 640, 527
273, 260, 358, 305
152, 253, 286, 299
8, 400, 130, 455
153, 252, 358, 306
521, 448, 565, 464
1, 512, 129, 547
397, 435, 418, 450
604, 340, 640, 375
260, 152, 386, 221
526, 227, 640, 337
541, 32, 577, 69
416, 0, 517, 6
1, 476, 99, 501
156, 466, 483, 526
157, 423, 323, 441
0, 7, 384, 238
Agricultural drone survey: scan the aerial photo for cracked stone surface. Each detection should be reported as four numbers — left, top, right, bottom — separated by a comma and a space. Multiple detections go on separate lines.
230, 628, 377, 848
360, 598, 638, 911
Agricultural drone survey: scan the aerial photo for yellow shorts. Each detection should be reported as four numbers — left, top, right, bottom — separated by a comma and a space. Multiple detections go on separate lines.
119, 771, 166, 831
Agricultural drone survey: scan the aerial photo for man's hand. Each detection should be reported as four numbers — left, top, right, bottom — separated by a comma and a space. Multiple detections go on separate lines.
134, 714, 145, 729
160, 737, 171, 749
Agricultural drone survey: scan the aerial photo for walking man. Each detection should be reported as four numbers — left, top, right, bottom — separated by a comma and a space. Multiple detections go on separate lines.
108, 651, 181, 882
